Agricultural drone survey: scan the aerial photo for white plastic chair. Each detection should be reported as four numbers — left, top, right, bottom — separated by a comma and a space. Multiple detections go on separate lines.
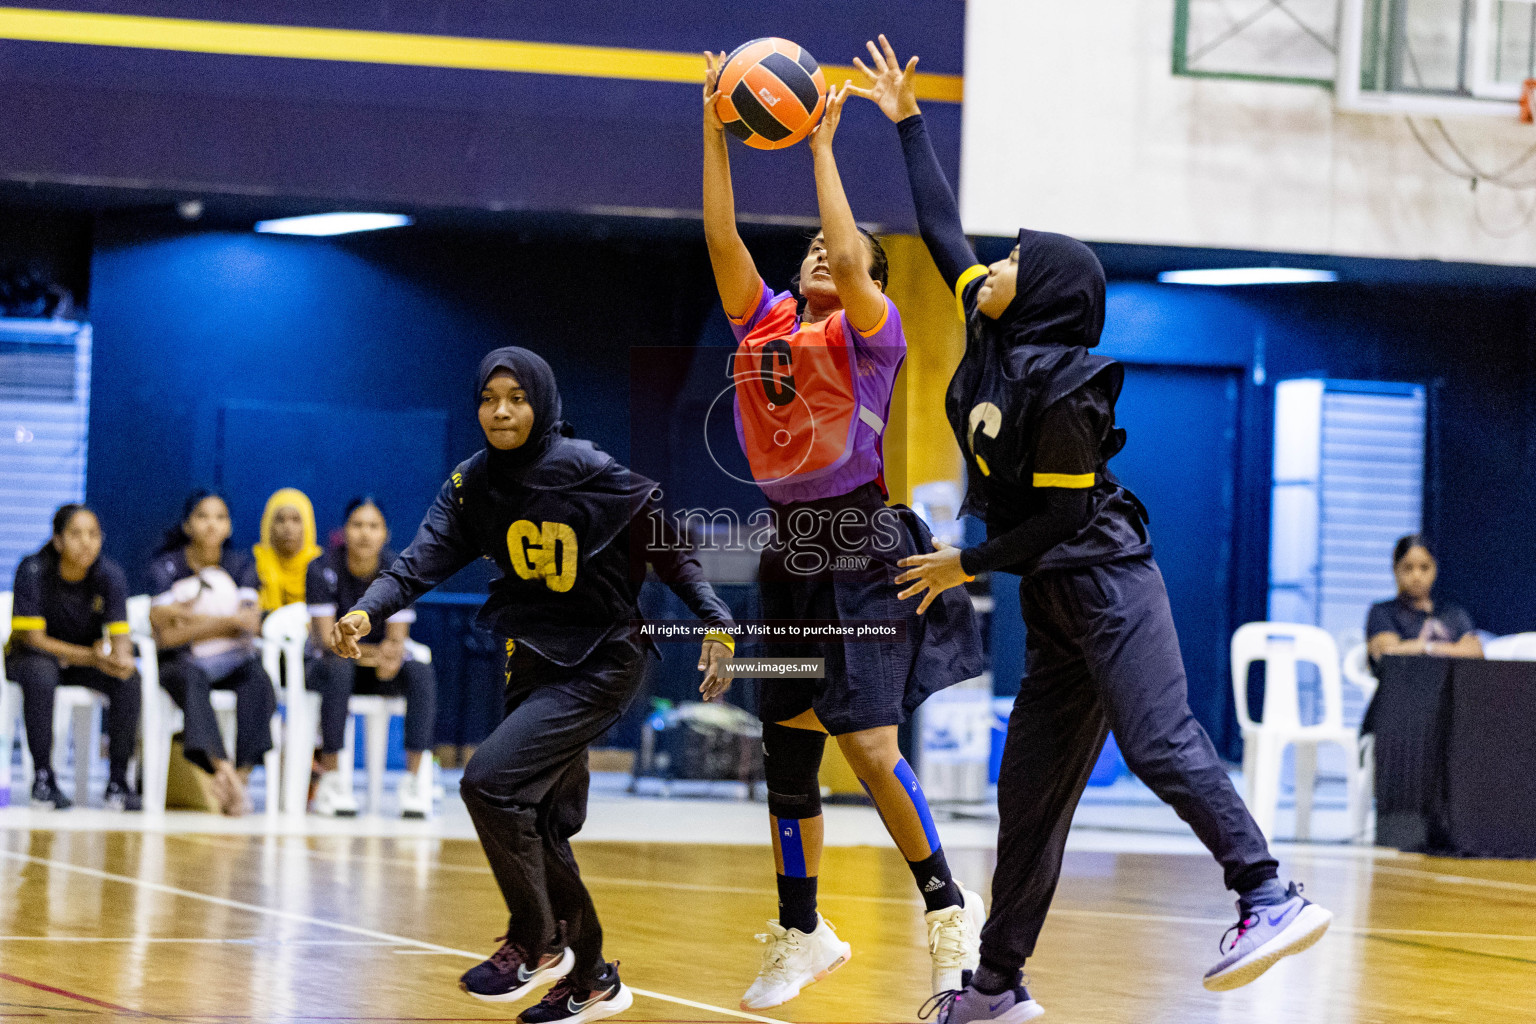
130, 594, 282, 816
1340, 641, 1379, 702
1483, 632, 1536, 661
260, 602, 319, 820
1340, 642, 1378, 843
1231, 622, 1365, 842
337, 638, 434, 816
1, 591, 111, 806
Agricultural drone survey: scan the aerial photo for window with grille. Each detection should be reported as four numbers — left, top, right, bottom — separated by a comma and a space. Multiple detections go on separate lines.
0, 319, 91, 593
1270, 377, 1426, 726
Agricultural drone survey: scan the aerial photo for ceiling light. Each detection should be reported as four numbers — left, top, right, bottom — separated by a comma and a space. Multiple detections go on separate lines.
1157, 268, 1338, 286
254, 213, 412, 236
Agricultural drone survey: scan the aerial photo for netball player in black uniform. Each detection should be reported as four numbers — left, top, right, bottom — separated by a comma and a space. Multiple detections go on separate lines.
333, 347, 734, 1024
7, 504, 140, 810
852, 37, 1332, 1022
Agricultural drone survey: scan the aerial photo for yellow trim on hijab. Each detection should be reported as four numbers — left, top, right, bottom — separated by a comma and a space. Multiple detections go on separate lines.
253, 487, 323, 612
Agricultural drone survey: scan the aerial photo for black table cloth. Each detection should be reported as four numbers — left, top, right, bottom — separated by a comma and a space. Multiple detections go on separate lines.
1370, 656, 1536, 858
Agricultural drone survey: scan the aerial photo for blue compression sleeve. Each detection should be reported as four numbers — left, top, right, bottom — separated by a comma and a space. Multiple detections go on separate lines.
892, 757, 943, 855
777, 818, 809, 877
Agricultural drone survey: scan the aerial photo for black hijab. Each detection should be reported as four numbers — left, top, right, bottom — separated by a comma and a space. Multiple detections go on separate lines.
947, 229, 1118, 522
982, 229, 1105, 351
477, 346, 573, 484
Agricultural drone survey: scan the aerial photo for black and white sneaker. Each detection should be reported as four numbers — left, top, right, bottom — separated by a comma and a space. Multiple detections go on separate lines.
103, 781, 142, 812
459, 936, 574, 1002
30, 769, 72, 810
518, 961, 633, 1024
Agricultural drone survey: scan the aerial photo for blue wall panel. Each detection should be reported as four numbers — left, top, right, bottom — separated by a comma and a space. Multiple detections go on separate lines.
87, 227, 1536, 760
0, 2, 964, 227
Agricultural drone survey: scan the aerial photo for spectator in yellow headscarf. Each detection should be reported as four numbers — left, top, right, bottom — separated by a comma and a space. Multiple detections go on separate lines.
253, 487, 356, 814
253, 488, 323, 612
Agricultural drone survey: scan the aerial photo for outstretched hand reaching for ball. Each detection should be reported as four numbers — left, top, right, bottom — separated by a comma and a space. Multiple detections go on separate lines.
702, 50, 728, 133
808, 82, 852, 155
849, 34, 921, 123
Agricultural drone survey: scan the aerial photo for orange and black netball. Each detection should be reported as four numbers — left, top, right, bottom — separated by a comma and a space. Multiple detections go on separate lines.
715, 37, 827, 151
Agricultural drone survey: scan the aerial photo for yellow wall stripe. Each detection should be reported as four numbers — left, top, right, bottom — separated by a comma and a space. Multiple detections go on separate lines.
953, 264, 988, 321
0, 7, 963, 101
1033, 472, 1096, 489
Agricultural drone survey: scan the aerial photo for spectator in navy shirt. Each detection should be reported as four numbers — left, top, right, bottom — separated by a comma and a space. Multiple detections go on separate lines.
1366, 534, 1482, 667
307, 497, 437, 818
147, 491, 276, 816
7, 504, 140, 810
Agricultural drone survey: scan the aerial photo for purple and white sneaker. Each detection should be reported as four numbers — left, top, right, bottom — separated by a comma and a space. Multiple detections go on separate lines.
1203, 883, 1332, 991
920, 972, 1043, 1024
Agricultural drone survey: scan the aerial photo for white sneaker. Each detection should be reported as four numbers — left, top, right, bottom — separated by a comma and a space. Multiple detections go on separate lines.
312, 771, 359, 817
927, 884, 985, 994
739, 915, 852, 1010
399, 762, 434, 819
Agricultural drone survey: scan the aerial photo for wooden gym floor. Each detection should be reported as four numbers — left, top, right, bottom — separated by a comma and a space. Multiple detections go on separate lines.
1, 825, 1533, 1023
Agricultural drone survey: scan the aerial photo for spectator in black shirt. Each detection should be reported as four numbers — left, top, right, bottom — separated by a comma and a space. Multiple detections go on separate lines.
7, 504, 140, 810
307, 497, 437, 818
1366, 535, 1482, 666
147, 491, 276, 816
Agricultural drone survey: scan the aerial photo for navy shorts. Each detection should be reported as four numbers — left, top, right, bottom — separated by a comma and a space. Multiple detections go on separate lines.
755, 484, 984, 735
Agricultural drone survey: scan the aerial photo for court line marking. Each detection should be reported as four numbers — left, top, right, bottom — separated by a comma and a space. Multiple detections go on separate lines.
1364, 932, 1536, 967
1367, 862, 1536, 897
157, 836, 1536, 943
0, 936, 396, 944
179, 835, 1536, 902
0, 850, 782, 1024
0, 971, 143, 1017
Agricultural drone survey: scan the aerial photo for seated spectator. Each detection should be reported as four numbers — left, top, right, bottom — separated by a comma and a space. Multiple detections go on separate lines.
148, 490, 275, 816
252, 487, 352, 815
307, 498, 437, 818
6, 504, 141, 810
1367, 534, 1483, 667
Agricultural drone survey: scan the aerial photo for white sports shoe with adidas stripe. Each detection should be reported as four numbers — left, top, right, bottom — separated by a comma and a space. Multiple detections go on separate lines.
739, 915, 852, 1010
926, 885, 985, 994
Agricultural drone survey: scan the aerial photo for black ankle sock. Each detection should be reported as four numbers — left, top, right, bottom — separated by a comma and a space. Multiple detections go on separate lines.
776, 874, 818, 934
908, 849, 962, 913
971, 962, 1017, 996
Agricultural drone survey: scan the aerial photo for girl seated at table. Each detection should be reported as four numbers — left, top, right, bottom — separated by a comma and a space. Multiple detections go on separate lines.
1366, 535, 1483, 666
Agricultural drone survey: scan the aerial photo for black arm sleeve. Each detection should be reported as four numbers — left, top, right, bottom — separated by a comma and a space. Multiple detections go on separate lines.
960, 490, 1095, 577
354, 480, 478, 625
641, 503, 734, 630
897, 113, 980, 291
